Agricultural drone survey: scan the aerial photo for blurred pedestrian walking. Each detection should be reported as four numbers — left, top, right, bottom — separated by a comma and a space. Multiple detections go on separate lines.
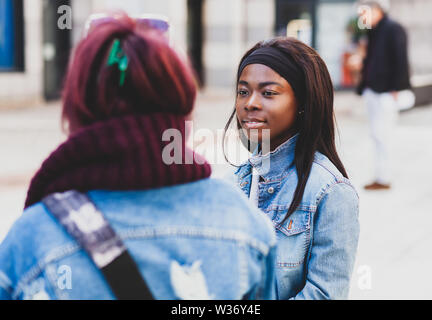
0, 13, 276, 300
357, 0, 413, 190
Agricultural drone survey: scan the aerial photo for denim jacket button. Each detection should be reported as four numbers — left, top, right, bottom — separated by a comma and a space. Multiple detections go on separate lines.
268, 187, 275, 194
240, 181, 249, 188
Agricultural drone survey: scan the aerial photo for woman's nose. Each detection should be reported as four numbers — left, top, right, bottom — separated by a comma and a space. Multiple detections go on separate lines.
244, 93, 261, 111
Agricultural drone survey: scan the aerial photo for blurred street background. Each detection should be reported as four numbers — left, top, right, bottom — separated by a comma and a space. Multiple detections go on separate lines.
1, 0, 432, 299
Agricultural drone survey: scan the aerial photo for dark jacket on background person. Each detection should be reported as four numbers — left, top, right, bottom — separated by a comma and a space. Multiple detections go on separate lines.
357, 15, 411, 95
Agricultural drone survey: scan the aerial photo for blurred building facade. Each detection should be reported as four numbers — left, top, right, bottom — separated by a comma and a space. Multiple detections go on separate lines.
0, 0, 431, 107
0, 0, 189, 107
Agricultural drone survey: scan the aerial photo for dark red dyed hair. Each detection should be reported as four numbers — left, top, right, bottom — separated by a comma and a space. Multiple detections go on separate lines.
62, 14, 197, 133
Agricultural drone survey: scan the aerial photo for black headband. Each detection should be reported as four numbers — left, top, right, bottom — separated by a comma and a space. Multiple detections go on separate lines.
238, 47, 306, 105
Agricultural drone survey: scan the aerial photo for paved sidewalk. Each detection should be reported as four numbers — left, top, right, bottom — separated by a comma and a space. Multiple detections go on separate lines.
0, 91, 431, 299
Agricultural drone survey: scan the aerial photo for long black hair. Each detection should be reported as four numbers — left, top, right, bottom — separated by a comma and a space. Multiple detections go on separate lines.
223, 37, 348, 225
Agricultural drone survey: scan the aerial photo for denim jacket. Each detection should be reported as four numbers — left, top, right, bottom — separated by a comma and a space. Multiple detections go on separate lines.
0, 179, 276, 300
234, 135, 360, 300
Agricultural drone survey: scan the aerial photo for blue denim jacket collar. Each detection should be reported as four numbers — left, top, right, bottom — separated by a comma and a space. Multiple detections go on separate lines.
238, 134, 298, 182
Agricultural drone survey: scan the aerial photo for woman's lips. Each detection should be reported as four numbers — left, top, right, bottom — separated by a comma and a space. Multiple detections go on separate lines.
242, 120, 267, 129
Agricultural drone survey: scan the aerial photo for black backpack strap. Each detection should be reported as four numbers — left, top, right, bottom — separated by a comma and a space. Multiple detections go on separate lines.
42, 191, 155, 300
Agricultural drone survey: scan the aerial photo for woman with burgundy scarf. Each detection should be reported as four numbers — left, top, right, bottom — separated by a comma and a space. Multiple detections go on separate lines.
0, 15, 276, 300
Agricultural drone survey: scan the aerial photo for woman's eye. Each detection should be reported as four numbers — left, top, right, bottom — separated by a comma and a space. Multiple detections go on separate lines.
263, 90, 277, 97
237, 89, 248, 96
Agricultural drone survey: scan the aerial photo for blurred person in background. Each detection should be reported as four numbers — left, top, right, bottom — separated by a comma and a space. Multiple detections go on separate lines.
0, 14, 276, 300
356, 0, 413, 190
224, 37, 360, 299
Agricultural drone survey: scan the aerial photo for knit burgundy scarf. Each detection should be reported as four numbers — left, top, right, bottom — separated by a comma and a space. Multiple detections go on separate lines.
25, 113, 212, 209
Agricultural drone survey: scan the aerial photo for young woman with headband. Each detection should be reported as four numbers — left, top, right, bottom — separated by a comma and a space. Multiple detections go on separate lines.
224, 37, 360, 299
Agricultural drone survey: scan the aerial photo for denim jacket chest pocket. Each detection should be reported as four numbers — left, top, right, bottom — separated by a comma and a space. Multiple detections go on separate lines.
266, 206, 312, 269
241, 168, 312, 268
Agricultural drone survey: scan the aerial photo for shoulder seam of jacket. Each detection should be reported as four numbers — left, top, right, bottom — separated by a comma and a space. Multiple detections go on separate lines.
315, 180, 358, 209
121, 227, 274, 254
12, 243, 80, 299
12, 226, 274, 298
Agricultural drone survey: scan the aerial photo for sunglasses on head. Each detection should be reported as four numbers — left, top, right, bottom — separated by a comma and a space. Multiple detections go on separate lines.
83, 13, 170, 38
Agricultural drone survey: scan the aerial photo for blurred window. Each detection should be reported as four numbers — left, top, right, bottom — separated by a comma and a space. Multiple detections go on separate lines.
276, 0, 357, 88
276, 0, 314, 47
0, 0, 24, 72
316, 1, 357, 88
286, 19, 312, 46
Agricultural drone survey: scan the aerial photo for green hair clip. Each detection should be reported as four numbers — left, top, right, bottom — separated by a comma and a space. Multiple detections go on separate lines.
107, 39, 129, 87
